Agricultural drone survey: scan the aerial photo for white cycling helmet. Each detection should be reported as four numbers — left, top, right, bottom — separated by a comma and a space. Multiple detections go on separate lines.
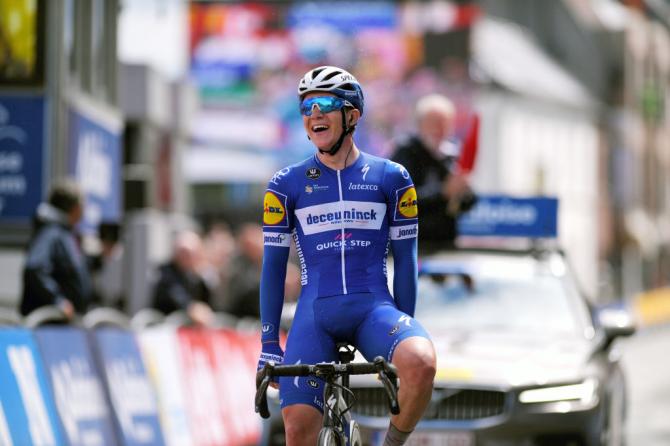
298, 66, 365, 115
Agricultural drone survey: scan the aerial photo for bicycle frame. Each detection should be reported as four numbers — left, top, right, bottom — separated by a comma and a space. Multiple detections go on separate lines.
319, 372, 359, 445
255, 352, 399, 446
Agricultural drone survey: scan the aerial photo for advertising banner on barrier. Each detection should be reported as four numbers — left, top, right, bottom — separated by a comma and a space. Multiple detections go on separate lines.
34, 327, 119, 446
177, 328, 230, 446
137, 326, 193, 446
0, 328, 64, 446
176, 328, 263, 446
94, 328, 165, 446
210, 329, 262, 446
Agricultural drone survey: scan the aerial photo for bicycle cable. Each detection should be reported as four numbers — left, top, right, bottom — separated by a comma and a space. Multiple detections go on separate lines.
327, 379, 357, 431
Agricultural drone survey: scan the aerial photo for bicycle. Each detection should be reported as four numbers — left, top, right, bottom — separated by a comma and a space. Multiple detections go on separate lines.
255, 344, 401, 446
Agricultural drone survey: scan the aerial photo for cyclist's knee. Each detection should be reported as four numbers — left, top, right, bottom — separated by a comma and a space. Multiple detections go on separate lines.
393, 337, 436, 386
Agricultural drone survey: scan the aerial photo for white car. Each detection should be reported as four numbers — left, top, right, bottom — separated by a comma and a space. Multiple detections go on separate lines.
352, 247, 636, 446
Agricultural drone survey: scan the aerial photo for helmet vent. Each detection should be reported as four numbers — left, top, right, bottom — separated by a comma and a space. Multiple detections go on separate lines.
322, 71, 340, 81
311, 67, 326, 78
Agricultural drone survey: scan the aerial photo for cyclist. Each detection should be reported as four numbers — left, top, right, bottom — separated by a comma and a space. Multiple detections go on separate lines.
258, 66, 436, 446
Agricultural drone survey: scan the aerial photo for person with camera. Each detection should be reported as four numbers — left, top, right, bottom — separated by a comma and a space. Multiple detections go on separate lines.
391, 94, 477, 253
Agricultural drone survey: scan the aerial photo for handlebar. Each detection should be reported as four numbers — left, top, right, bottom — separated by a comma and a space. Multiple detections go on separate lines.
255, 356, 400, 419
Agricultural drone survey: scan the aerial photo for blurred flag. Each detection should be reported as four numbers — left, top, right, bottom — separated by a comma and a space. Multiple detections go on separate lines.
458, 112, 479, 174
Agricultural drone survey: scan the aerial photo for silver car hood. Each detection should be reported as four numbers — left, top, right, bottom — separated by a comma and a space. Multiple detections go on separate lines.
428, 327, 593, 388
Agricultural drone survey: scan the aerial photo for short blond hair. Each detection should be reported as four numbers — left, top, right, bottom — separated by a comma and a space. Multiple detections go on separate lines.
415, 94, 455, 121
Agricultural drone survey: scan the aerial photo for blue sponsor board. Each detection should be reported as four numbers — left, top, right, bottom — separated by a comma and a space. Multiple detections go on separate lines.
191, 60, 254, 88
287, 2, 397, 31
93, 328, 165, 446
0, 328, 64, 446
35, 327, 119, 446
458, 195, 559, 238
0, 95, 46, 222
68, 105, 122, 234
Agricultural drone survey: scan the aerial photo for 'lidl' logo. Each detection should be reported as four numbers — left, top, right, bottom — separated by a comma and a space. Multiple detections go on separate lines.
264, 191, 286, 225
398, 187, 418, 218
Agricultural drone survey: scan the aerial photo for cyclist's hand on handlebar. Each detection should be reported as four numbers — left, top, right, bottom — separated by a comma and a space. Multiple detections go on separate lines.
257, 341, 284, 387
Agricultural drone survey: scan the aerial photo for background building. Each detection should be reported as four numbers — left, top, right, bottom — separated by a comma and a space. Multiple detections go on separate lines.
0, 0, 122, 305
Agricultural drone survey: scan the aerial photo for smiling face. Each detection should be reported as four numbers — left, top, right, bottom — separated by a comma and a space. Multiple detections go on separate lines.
302, 92, 359, 152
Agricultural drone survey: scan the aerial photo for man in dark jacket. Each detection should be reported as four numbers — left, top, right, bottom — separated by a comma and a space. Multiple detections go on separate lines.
21, 179, 91, 318
151, 230, 214, 326
392, 94, 477, 253
223, 223, 263, 319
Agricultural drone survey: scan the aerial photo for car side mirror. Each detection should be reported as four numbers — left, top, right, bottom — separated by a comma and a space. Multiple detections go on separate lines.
597, 305, 637, 349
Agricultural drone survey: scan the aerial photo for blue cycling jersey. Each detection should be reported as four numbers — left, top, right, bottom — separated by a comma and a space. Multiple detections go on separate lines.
260, 151, 419, 336
259, 150, 429, 413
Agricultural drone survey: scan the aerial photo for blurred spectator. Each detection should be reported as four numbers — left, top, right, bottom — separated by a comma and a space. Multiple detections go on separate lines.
20, 179, 91, 319
391, 93, 477, 253
151, 230, 214, 327
222, 223, 301, 321
200, 221, 236, 311
90, 221, 125, 310
223, 223, 264, 319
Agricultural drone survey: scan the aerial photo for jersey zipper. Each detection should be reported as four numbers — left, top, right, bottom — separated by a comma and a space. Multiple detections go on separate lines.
336, 170, 348, 294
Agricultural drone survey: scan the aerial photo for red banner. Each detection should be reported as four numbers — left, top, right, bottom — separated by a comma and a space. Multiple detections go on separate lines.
177, 328, 262, 446
212, 330, 262, 446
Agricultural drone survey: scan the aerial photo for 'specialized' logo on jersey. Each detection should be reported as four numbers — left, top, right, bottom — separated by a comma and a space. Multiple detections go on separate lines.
398, 187, 418, 218
264, 191, 286, 225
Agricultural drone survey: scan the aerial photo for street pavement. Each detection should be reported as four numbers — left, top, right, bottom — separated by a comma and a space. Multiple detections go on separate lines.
621, 322, 670, 445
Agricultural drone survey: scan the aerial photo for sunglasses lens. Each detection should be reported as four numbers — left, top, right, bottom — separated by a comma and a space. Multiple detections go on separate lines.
300, 97, 344, 116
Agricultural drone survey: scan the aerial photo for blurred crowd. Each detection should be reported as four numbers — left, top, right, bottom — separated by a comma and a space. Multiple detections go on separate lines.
18, 179, 302, 327
147, 221, 301, 327
186, 2, 480, 166
217, 59, 478, 165
18, 84, 475, 327
10, 4, 479, 326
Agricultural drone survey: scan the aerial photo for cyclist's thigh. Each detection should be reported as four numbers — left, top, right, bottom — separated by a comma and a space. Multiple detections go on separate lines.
280, 299, 337, 413
354, 294, 431, 362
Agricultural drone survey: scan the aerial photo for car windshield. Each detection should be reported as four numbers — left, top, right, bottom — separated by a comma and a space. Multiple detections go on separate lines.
415, 254, 588, 337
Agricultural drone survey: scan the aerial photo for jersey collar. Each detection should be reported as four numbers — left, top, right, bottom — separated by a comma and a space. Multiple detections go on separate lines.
313, 150, 366, 174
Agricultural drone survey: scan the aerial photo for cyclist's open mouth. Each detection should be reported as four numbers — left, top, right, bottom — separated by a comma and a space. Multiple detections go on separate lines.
312, 125, 329, 132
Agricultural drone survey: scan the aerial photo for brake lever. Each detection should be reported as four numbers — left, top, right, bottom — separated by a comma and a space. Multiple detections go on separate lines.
374, 357, 401, 415
255, 375, 271, 418
255, 364, 274, 419
379, 370, 401, 415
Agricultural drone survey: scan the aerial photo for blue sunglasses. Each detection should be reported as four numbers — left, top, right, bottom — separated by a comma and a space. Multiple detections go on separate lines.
300, 96, 352, 116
